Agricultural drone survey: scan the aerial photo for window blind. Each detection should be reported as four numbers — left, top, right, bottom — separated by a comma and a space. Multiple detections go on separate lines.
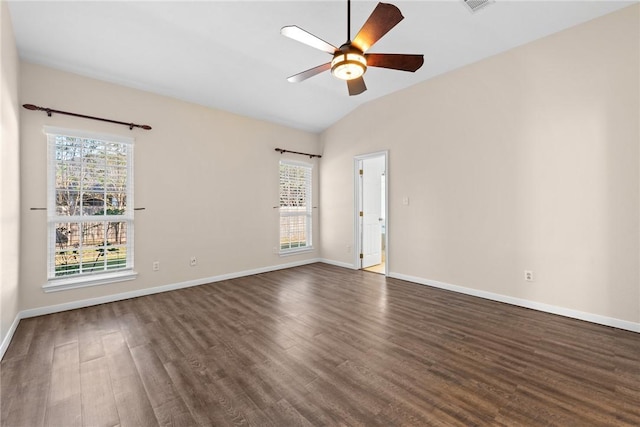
279, 160, 312, 252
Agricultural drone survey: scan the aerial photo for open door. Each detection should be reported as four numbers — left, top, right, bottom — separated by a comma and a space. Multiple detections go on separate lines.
355, 152, 387, 273
361, 156, 384, 268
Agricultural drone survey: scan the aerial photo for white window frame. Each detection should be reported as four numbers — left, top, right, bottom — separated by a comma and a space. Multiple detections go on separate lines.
279, 160, 313, 255
44, 126, 137, 292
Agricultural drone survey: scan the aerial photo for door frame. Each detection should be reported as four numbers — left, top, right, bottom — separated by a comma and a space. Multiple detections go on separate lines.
354, 150, 389, 275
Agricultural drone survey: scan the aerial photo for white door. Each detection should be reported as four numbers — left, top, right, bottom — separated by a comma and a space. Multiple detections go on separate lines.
361, 156, 384, 268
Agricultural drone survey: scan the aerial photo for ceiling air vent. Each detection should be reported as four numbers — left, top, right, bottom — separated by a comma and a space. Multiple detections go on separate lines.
463, 0, 494, 13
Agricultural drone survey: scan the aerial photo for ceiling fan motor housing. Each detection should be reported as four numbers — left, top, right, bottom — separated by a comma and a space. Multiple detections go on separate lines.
331, 44, 367, 81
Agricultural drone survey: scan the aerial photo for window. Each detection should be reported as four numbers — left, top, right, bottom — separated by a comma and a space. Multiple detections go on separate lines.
45, 127, 136, 291
279, 160, 312, 253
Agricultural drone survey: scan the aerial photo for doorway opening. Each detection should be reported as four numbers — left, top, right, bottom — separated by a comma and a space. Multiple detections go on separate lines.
355, 151, 388, 275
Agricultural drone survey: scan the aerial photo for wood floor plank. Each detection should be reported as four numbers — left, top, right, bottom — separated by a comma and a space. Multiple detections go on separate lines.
50, 310, 80, 348
164, 357, 238, 426
0, 356, 24, 423
2, 263, 639, 426
304, 375, 385, 426
129, 343, 196, 427
44, 342, 82, 426
262, 398, 314, 427
142, 320, 185, 364
102, 331, 158, 427
1, 318, 37, 361
3, 315, 58, 426
77, 306, 110, 364
118, 311, 151, 349
79, 356, 120, 427
3, 378, 50, 427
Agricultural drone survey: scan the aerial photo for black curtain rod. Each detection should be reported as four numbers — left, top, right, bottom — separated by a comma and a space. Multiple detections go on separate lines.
275, 148, 321, 159
22, 104, 152, 130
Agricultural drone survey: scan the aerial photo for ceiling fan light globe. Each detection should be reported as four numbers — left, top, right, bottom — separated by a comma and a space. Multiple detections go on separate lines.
331, 52, 367, 81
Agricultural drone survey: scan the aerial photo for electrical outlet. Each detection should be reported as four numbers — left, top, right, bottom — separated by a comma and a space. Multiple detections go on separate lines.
152, 261, 160, 271
346, 245, 352, 253
524, 270, 534, 282
190, 256, 197, 267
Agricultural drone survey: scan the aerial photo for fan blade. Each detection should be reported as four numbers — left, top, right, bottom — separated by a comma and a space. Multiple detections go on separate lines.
352, 3, 404, 53
347, 77, 367, 96
281, 26, 337, 54
287, 63, 331, 83
365, 53, 424, 72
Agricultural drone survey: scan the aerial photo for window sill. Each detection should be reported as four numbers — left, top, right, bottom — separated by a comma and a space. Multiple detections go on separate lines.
43, 270, 138, 293
279, 247, 314, 257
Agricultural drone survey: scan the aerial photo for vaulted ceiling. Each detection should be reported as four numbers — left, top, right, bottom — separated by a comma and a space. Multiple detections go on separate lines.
8, 1, 634, 133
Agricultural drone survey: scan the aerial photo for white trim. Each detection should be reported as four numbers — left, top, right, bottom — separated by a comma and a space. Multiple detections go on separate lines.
43, 270, 138, 293
353, 157, 361, 269
22, 259, 321, 320
279, 158, 313, 169
389, 272, 640, 333
319, 258, 358, 269
354, 150, 389, 275
354, 150, 390, 161
43, 126, 134, 144
279, 247, 315, 257
46, 128, 135, 282
0, 314, 21, 360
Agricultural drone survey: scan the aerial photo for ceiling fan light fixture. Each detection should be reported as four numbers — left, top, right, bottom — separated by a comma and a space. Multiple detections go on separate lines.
331, 51, 367, 81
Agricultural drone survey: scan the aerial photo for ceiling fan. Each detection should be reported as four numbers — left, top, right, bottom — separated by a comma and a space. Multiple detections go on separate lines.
281, 0, 424, 96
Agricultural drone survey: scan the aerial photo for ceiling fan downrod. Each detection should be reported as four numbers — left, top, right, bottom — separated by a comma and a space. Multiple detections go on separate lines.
347, 0, 351, 43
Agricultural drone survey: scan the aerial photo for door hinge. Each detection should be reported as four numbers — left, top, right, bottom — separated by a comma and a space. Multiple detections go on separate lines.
359, 253, 363, 259
359, 211, 363, 217
359, 169, 363, 175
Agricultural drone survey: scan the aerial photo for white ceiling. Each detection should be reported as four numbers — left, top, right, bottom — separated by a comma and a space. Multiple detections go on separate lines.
8, 1, 635, 133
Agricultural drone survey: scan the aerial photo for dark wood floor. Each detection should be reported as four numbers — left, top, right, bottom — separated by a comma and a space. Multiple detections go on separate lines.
1, 263, 639, 426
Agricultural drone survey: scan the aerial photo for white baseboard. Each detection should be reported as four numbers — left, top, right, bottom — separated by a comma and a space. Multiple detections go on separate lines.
319, 258, 357, 270
389, 272, 640, 334
0, 314, 21, 360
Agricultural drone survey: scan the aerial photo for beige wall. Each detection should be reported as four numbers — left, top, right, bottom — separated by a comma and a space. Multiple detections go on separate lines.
8, 4, 640, 334
320, 5, 640, 324
19, 63, 320, 311
1, 1, 21, 345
